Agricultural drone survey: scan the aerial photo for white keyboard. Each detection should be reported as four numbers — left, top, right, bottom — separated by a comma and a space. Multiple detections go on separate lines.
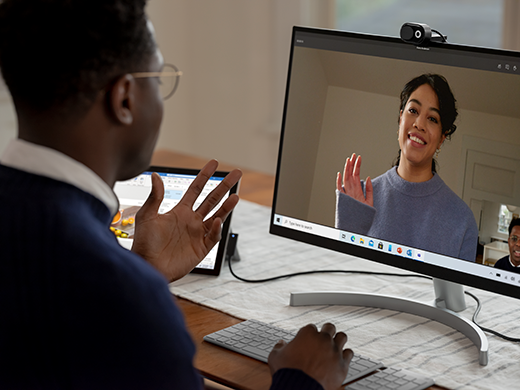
204, 319, 388, 385
344, 367, 435, 390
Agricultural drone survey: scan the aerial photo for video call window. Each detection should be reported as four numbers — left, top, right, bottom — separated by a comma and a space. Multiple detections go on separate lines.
274, 39, 520, 268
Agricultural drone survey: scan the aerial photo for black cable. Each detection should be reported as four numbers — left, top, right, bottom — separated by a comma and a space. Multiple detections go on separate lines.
464, 291, 520, 342
431, 28, 448, 42
228, 258, 520, 343
227, 256, 431, 283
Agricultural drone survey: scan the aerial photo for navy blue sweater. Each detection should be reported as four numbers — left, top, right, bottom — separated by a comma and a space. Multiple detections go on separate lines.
0, 165, 202, 389
494, 256, 520, 273
0, 165, 322, 390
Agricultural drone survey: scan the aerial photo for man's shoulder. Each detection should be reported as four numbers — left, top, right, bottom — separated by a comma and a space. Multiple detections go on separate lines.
0, 164, 93, 203
494, 255, 511, 269
0, 165, 161, 299
1, 163, 111, 223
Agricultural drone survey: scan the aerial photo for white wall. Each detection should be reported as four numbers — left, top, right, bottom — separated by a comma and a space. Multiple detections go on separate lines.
2, 1, 519, 175
0, 1, 333, 171
147, 0, 333, 174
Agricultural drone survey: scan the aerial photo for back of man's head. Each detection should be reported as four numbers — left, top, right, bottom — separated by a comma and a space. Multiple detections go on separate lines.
0, 0, 155, 120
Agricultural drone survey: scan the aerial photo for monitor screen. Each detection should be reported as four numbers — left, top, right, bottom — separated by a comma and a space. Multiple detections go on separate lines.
270, 26, 520, 301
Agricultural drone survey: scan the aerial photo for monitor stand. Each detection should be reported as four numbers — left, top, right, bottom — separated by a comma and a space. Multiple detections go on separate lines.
289, 278, 488, 366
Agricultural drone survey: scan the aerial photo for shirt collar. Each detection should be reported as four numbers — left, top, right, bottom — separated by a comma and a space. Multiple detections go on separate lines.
0, 139, 119, 216
508, 256, 520, 268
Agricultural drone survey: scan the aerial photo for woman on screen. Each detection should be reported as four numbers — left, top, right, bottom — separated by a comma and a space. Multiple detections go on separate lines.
335, 74, 478, 262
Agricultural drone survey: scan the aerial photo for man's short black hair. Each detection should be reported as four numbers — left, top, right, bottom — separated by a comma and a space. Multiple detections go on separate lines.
509, 218, 520, 236
0, 0, 155, 118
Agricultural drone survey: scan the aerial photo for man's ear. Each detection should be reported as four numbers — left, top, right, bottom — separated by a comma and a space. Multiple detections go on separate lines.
108, 74, 135, 125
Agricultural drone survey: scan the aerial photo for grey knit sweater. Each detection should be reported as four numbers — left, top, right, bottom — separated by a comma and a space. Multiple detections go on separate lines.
335, 167, 478, 261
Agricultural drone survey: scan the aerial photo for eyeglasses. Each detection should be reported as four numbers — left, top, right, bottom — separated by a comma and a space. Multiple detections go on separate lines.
509, 235, 519, 244
131, 63, 182, 100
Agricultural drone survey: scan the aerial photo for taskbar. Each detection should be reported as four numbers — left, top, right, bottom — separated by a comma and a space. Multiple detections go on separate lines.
273, 213, 519, 287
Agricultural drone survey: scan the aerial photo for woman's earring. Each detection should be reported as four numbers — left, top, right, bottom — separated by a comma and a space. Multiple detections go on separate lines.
435, 148, 441, 158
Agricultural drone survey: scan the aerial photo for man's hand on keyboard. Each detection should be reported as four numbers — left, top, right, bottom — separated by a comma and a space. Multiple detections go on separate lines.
267, 323, 353, 390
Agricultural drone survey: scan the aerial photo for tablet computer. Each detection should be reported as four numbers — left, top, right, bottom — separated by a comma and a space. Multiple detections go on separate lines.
112, 166, 239, 276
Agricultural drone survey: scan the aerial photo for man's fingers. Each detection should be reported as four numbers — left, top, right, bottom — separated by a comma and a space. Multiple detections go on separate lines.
179, 160, 219, 207
320, 322, 336, 337
320, 324, 349, 351
272, 339, 287, 351
203, 218, 223, 250
267, 339, 287, 374
202, 192, 238, 250
202, 193, 239, 230
333, 331, 348, 350
137, 172, 164, 219
196, 169, 242, 218
343, 348, 354, 365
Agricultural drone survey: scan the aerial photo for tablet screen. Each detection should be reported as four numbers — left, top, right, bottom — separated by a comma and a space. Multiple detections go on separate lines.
112, 166, 238, 275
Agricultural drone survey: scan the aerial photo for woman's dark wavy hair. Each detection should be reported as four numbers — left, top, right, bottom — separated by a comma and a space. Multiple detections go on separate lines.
393, 73, 458, 173
0, 0, 155, 118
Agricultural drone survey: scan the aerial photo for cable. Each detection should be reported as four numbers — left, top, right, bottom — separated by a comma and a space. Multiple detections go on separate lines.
431, 29, 448, 43
464, 291, 520, 342
228, 259, 520, 343
227, 257, 432, 283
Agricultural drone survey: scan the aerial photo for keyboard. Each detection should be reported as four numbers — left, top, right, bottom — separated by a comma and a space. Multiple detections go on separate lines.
344, 367, 435, 390
204, 319, 387, 385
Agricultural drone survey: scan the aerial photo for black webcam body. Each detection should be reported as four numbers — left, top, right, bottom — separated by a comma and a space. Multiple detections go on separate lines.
400, 22, 447, 46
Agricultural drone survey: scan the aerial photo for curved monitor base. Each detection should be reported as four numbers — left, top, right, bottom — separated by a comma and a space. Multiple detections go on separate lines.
289, 291, 488, 366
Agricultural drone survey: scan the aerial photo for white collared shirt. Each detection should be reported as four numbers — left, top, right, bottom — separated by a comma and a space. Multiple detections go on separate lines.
0, 139, 119, 216
508, 257, 520, 268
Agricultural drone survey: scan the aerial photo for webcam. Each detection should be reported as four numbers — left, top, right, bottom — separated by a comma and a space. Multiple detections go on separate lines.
400, 22, 447, 46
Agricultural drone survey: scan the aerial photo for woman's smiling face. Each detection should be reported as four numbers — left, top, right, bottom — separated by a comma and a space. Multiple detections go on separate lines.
398, 83, 446, 171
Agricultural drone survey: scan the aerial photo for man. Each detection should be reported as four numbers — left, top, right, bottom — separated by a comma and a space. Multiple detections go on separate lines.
494, 218, 520, 273
0, 1, 352, 389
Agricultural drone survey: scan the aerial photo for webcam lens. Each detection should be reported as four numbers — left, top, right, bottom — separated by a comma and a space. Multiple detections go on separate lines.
401, 25, 414, 40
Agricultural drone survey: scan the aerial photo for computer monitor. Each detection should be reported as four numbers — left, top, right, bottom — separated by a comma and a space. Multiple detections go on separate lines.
270, 26, 520, 365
